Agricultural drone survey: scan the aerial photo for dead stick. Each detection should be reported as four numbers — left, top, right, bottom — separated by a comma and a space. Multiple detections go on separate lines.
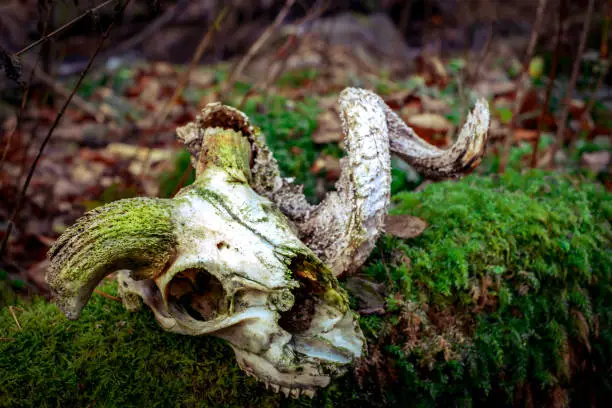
585, 2, 610, 115
0, 0, 132, 258
8, 306, 22, 330
136, 6, 231, 180
0, 4, 54, 176
94, 288, 122, 302
15, 0, 119, 57
499, 0, 548, 173
221, 0, 296, 98
0, 337, 16, 342
531, 0, 566, 168
548, 0, 596, 168
31, 65, 109, 122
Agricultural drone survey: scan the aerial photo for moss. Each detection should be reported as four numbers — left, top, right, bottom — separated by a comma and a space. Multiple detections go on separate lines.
2, 171, 610, 407
197, 128, 252, 184
47, 197, 177, 318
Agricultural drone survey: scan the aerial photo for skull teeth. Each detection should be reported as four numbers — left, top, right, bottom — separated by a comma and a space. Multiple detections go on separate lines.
263, 382, 316, 399
302, 389, 316, 398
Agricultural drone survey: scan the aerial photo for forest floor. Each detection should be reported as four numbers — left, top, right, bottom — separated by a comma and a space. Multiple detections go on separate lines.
0, 4, 610, 310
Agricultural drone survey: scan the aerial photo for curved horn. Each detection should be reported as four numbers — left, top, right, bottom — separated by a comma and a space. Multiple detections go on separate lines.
298, 88, 391, 275
385, 98, 490, 178
175, 89, 489, 277
298, 88, 489, 276
47, 198, 177, 319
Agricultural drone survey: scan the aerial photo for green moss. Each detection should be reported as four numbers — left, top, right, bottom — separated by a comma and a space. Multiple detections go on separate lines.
48, 197, 177, 318
197, 128, 252, 184
2, 171, 610, 407
363, 169, 611, 406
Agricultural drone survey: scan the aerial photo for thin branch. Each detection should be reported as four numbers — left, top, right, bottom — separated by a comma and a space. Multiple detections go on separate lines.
548, 0, 596, 168
221, 0, 296, 98
30, 63, 109, 122
8, 306, 22, 330
0, 4, 55, 176
498, 0, 548, 173
531, 0, 566, 168
0, 0, 132, 258
94, 288, 122, 302
136, 6, 231, 180
239, 1, 326, 110
585, 2, 610, 115
15, 0, 119, 57
112, 0, 190, 56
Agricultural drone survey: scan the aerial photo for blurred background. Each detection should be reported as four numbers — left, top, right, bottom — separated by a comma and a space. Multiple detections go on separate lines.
0, 0, 610, 301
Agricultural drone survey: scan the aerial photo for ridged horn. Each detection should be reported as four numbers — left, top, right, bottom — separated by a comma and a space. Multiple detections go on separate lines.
47, 197, 177, 319
385, 98, 490, 179
298, 89, 489, 276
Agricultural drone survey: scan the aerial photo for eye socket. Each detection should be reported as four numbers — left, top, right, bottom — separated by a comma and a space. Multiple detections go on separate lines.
278, 280, 316, 333
278, 255, 326, 334
166, 268, 228, 321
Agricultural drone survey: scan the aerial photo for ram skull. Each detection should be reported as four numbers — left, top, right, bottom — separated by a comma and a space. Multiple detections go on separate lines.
47, 88, 489, 397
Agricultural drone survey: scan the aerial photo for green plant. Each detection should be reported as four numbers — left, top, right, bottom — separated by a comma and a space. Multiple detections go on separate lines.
1, 170, 609, 407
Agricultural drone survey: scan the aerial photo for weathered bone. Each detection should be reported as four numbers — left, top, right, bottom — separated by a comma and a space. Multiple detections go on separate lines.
47, 87, 488, 396
47, 198, 177, 319
179, 88, 490, 276
47, 121, 365, 395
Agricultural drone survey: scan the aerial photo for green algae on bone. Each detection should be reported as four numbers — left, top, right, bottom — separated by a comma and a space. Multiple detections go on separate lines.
195, 128, 253, 184
48, 197, 177, 319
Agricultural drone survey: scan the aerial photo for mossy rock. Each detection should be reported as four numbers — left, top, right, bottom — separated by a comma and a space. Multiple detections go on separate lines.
1, 170, 610, 407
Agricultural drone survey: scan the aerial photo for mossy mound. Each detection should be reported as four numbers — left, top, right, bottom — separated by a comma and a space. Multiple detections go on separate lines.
1, 170, 610, 407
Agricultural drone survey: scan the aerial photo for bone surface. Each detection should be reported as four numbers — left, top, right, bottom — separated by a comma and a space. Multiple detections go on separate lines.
47, 87, 489, 396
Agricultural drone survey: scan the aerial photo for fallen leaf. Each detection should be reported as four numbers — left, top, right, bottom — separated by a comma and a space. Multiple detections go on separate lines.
513, 129, 538, 141
312, 109, 342, 144
407, 113, 452, 132
581, 151, 610, 173
345, 277, 386, 312
310, 154, 341, 181
406, 113, 453, 147
385, 214, 428, 239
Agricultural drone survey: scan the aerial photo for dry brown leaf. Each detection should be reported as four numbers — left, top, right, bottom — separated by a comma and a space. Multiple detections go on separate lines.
513, 128, 538, 141
385, 214, 428, 239
406, 113, 453, 147
310, 154, 341, 181
407, 113, 452, 132
581, 151, 610, 174
312, 109, 342, 144
345, 277, 386, 313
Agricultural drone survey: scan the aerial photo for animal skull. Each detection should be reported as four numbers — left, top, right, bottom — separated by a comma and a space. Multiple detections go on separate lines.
47, 88, 489, 396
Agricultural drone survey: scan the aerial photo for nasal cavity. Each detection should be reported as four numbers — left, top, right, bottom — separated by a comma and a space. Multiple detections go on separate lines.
167, 268, 227, 321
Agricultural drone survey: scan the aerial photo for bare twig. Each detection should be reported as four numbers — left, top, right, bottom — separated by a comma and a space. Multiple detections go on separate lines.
466, 0, 495, 87
30, 63, 109, 122
0, 73, 35, 176
548, 0, 596, 168
221, 0, 296, 98
499, 0, 548, 173
111, 0, 190, 56
0, 4, 55, 176
15, 0, 119, 57
238, 1, 326, 110
136, 6, 231, 180
0, 337, 16, 342
8, 306, 22, 330
94, 288, 122, 302
0, 0, 132, 258
585, 2, 610, 115
531, 0, 566, 168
